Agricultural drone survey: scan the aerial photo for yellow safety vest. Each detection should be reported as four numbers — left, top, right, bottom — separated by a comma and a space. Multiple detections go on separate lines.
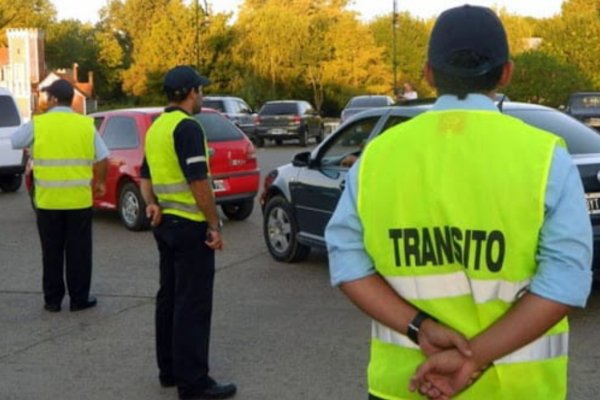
33, 112, 95, 210
357, 110, 569, 400
144, 110, 209, 222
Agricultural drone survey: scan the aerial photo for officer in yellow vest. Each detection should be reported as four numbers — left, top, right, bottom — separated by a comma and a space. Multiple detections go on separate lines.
140, 65, 237, 400
325, 5, 592, 400
11, 79, 108, 312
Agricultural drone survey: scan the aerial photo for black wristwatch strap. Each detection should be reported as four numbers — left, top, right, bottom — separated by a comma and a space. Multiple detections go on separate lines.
407, 311, 437, 345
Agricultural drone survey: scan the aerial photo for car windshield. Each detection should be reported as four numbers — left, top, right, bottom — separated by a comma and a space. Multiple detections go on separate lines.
349, 97, 390, 108
194, 112, 244, 142
507, 109, 600, 154
203, 100, 225, 113
259, 103, 297, 115
0, 96, 20, 127
569, 95, 600, 111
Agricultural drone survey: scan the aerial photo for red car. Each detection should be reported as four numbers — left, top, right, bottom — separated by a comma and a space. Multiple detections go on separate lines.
26, 107, 260, 230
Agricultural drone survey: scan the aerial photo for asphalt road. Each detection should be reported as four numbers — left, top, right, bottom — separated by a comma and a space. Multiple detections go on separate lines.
0, 142, 598, 400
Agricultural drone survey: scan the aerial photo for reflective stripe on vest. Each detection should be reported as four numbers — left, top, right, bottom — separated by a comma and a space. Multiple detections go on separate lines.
35, 178, 92, 188
357, 110, 568, 400
32, 112, 95, 210
384, 273, 530, 303
144, 110, 209, 222
372, 321, 569, 364
153, 181, 190, 194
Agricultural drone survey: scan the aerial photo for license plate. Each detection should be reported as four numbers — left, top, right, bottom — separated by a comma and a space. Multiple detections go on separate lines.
586, 193, 600, 214
269, 128, 287, 135
212, 179, 226, 192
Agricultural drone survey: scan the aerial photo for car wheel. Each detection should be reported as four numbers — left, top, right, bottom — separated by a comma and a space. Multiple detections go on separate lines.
315, 125, 325, 144
221, 199, 254, 221
275, 139, 283, 146
0, 174, 22, 192
118, 182, 149, 231
299, 129, 308, 147
255, 137, 265, 147
263, 195, 310, 262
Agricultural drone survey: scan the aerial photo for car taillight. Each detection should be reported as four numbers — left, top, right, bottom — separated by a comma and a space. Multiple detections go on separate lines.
292, 115, 301, 124
263, 170, 278, 191
246, 141, 257, 160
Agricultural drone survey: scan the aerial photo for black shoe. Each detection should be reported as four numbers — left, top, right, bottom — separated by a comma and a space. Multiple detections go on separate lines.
160, 376, 176, 388
178, 381, 237, 400
70, 296, 97, 312
44, 303, 61, 312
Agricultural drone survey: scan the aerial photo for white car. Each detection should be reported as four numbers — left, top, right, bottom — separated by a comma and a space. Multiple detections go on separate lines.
0, 87, 24, 192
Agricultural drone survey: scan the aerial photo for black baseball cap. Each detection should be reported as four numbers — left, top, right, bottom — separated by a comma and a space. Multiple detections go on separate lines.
163, 65, 210, 95
41, 79, 74, 102
428, 5, 509, 77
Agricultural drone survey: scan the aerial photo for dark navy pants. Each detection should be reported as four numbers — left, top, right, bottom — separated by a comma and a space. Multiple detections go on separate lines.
36, 207, 93, 306
153, 215, 215, 390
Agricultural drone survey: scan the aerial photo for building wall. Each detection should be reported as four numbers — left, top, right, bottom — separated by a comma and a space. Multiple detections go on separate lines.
5, 29, 45, 121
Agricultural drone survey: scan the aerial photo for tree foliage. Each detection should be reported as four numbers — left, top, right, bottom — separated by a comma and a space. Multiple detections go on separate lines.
0, 0, 55, 45
370, 12, 431, 97
506, 50, 591, 107
3, 0, 600, 113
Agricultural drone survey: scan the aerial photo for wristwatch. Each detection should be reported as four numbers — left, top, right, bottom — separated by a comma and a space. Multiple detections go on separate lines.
208, 220, 223, 233
407, 310, 437, 345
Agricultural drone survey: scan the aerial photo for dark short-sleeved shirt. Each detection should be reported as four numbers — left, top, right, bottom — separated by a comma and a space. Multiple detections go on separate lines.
140, 106, 208, 182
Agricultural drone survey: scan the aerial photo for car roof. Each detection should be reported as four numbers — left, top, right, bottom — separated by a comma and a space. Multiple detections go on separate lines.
264, 100, 304, 104
569, 92, 600, 96
344, 101, 560, 121
351, 95, 392, 99
90, 107, 219, 117
204, 96, 243, 101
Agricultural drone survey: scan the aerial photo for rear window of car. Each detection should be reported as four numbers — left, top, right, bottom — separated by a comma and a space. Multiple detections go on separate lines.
102, 116, 140, 150
0, 96, 21, 127
203, 100, 226, 113
194, 112, 244, 142
508, 109, 600, 155
348, 97, 390, 108
259, 103, 298, 115
569, 94, 600, 111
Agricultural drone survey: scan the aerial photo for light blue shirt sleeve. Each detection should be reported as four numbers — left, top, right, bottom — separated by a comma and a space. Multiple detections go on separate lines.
325, 159, 375, 286
530, 147, 593, 307
11, 120, 34, 149
325, 97, 593, 307
10, 107, 109, 162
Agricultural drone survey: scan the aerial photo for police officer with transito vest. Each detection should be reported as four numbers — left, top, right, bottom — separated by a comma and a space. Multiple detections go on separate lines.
11, 78, 108, 313
326, 5, 592, 400
140, 65, 237, 400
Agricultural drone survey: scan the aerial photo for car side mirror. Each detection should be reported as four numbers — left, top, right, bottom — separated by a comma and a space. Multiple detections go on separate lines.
292, 151, 312, 167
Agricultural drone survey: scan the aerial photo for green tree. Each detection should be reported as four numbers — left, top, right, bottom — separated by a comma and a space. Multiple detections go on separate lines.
497, 9, 535, 56
506, 50, 591, 107
45, 20, 97, 74
234, 0, 388, 111
370, 12, 431, 97
539, 2, 600, 89
0, 0, 56, 45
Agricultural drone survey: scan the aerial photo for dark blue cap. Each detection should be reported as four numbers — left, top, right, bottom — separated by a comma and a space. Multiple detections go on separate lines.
163, 65, 210, 95
41, 79, 74, 102
428, 5, 509, 77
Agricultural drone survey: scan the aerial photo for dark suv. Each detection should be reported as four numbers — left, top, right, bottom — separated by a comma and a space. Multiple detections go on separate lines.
202, 96, 257, 141
340, 95, 395, 123
261, 101, 600, 278
255, 100, 324, 147
565, 92, 600, 130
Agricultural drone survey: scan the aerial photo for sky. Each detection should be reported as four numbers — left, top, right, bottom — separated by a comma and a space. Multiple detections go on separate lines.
52, 0, 565, 24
